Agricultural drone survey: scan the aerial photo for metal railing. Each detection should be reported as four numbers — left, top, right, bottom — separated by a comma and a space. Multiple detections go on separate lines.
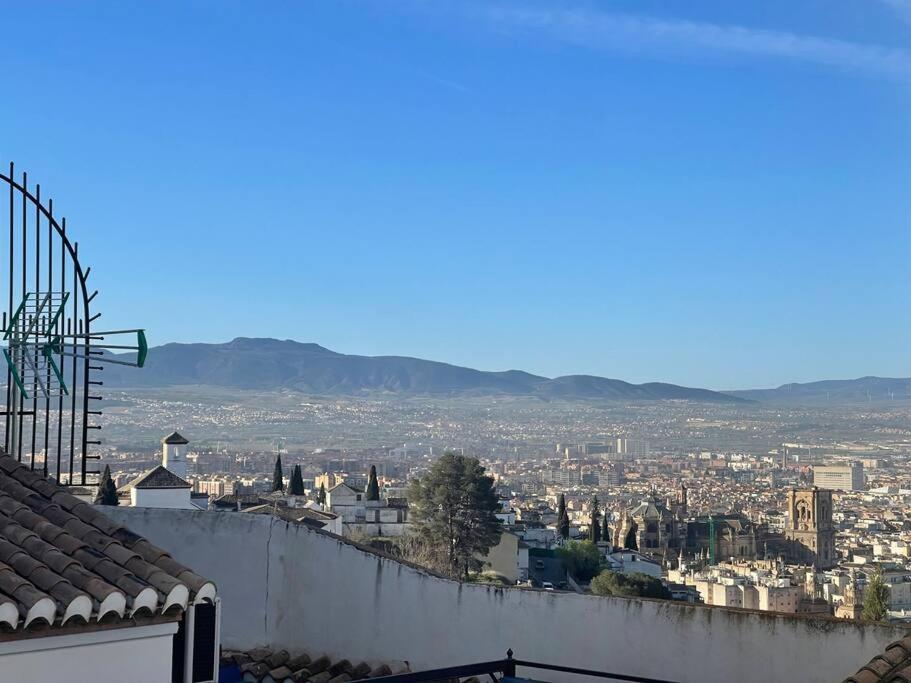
354, 649, 678, 683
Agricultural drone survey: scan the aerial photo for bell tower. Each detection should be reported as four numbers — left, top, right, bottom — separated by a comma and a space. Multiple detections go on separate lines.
785, 487, 835, 569
162, 431, 189, 480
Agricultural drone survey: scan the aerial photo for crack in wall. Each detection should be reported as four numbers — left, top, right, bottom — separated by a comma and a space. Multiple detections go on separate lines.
264, 517, 275, 642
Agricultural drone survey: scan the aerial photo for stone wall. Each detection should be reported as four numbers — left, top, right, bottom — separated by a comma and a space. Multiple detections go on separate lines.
105, 507, 905, 683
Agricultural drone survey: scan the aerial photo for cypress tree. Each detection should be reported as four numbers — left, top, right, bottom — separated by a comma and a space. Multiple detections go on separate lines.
365, 465, 380, 501
289, 464, 305, 496
95, 465, 119, 506
272, 455, 284, 492
862, 568, 890, 622
590, 495, 601, 543
557, 493, 570, 539
317, 482, 327, 505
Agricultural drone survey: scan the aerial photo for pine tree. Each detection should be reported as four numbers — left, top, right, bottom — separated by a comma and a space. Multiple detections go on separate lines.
409, 452, 502, 580
365, 465, 380, 501
590, 495, 601, 543
272, 455, 284, 492
317, 482, 327, 505
95, 465, 119, 506
558, 493, 570, 539
289, 464, 305, 496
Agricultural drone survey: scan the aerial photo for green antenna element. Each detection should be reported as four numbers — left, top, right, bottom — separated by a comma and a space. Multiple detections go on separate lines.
137, 330, 148, 368
4, 291, 148, 402
3, 293, 72, 399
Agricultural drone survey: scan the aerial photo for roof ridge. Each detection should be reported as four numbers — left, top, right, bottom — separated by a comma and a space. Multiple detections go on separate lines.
0, 451, 215, 633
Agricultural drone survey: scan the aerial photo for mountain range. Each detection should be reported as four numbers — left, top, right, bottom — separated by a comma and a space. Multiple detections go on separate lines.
100, 337, 742, 402
725, 376, 911, 404
100, 337, 909, 405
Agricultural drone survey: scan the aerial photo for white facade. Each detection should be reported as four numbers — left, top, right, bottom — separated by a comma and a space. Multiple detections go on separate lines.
163, 439, 188, 480
0, 621, 178, 683
326, 483, 363, 522
132, 486, 196, 509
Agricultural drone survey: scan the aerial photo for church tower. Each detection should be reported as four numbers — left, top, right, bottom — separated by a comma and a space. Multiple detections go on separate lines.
162, 431, 189, 480
785, 487, 836, 569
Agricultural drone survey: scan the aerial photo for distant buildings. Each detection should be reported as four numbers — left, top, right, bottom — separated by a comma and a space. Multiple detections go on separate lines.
814, 461, 864, 491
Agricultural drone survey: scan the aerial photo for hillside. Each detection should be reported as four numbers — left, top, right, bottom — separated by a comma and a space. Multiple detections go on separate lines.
100, 337, 743, 402
726, 376, 911, 404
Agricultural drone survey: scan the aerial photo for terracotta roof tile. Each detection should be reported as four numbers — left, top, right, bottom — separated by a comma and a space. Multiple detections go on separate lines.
846, 637, 911, 682
0, 452, 216, 632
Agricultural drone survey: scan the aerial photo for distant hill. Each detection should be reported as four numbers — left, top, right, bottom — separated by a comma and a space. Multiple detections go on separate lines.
726, 376, 911, 404
100, 337, 743, 402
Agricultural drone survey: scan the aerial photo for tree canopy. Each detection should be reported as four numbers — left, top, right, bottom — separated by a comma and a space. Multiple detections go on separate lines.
557, 540, 603, 582
409, 452, 502, 580
590, 496, 601, 543
95, 465, 119, 506
272, 455, 284, 492
591, 569, 671, 599
289, 464, 305, 496
862, 568, 889, 622
557, 493, 570, 539
365, 465, 380, 501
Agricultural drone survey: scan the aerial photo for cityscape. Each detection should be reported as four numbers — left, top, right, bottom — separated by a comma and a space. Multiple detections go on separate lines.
0, 2, 909, 683
93, 378, 911, 626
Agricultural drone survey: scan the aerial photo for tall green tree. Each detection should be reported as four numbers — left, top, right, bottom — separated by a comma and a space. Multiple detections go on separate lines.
557, 540, 603, 582
409, 452, 502, 580
590, 495, 601, 543
591, 569, 671, 599
317, 482, 327, 505
272, 455, 284, 492
289, 464, 305, 496
862, 568, 890, 622
365, 465, 380, 501
95, 465, 119, 506
557, 493, 570, 539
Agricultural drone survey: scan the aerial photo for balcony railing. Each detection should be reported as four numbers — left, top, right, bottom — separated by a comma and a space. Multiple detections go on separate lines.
354, 649, 678, 683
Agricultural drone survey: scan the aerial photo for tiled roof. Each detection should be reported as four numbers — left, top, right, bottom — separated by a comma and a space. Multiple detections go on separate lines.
244, 504, 338, 531
127, 465, 191, 490
221, 646, 410, 683
0, 452, 215, 632
162, 431, 189, 445
845, 635, 911, 683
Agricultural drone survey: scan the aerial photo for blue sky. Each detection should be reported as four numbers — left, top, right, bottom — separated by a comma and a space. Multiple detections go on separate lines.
0, 0, 909, 389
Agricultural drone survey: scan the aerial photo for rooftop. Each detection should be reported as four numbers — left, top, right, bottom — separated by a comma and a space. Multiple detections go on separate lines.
162, 432, 189, 445
0, 452, 214, 632
121, 465, 191, 491
846, 635, 911, 683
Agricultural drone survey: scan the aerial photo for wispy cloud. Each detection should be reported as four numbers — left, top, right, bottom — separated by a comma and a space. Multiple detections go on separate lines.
460, 3, 911, 81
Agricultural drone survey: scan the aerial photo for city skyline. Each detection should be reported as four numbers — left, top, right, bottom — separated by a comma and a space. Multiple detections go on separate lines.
0, 0, 908, 388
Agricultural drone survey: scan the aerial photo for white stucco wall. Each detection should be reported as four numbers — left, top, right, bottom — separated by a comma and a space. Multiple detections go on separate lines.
132, 486, 195, 509
105, 508, 907, 683
0, 621, 177, 683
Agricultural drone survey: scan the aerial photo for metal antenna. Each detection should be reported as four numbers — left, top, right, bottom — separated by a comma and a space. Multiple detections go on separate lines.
0, 164, 147, 485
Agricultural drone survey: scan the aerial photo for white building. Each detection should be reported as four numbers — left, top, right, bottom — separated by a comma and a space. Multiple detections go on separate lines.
813, 462, 864, 491
162, 431, 190, 479
326, 483, 409, 537
119, 431, 197, 509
